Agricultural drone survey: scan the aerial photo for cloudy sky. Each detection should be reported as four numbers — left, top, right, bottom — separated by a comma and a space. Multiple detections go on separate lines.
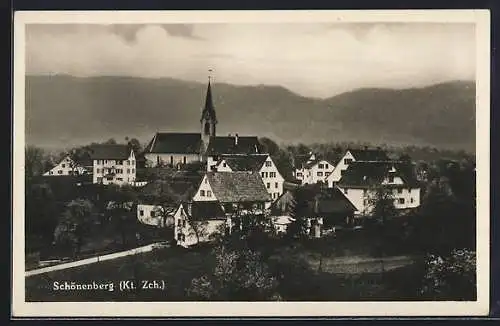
26, 23, 475, 98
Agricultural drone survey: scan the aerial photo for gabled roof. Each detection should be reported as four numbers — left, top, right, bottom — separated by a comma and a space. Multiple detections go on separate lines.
90, 144, 132, 160
218, 154, 269, 172
271, 184, 356, 216
206, 136, 263, 156
206, 171, 271, 203
145, 132, 202, 154
139, 174, 203, 204
347, 148, 389, 161
337, 161, 419, 188
183, 201, 226, 221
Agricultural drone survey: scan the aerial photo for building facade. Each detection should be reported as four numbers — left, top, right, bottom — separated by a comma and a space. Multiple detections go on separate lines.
90, 145, 136, 186
43, 155, 89, 176
294, 153, 335, 185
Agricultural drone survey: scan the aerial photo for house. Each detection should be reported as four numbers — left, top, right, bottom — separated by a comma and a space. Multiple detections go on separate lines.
212, 154, 285, 200
43, 155, 90, 176
326, 147, 390, 187
205, 134, 264, 171
143, 79, 265, 168
336, 161, 421, 216
293, 152, 335, 185
271, 215, 296, 235
173, 201, 230, 247
272, 183, 357, 236
174, 171, 272, 247
136, 173, 203, 228
90, 144, 136, 186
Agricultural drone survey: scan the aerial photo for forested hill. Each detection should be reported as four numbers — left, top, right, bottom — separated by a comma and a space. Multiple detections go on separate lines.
25, 75, 475, 152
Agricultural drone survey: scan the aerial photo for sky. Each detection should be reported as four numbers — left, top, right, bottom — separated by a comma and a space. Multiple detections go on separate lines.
26, 23, 476, 98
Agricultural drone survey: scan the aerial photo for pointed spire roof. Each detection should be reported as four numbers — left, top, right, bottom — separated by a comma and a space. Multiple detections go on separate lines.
201, 80, 217, 122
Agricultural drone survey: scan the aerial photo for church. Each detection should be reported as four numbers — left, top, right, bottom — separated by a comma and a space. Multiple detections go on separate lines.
143, 78, 264, 168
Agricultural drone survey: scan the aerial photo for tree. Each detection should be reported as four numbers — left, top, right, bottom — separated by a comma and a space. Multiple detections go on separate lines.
187, 245, 280, 300
25, 182, 58, 251
367, 185, 397, 273
53, 199, 95, 256
104, 185, 139, 246
420, 249, 476, 300
126, 137, 142, 155
25, 146, 47, 180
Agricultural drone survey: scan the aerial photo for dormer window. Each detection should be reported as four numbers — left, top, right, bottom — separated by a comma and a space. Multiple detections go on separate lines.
265, 161, 272, 167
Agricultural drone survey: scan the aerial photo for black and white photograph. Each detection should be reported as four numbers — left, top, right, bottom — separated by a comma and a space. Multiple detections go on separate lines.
12, 10, 490, 317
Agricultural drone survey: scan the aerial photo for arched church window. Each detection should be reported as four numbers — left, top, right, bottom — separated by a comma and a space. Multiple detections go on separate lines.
204, 122, 210, 134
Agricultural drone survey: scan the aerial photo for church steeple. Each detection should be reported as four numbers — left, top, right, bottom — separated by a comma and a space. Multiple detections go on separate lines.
201, 71, 217, 156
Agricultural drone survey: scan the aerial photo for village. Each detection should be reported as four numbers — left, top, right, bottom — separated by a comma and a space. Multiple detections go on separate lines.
24, 77, 476, 302
33, 79, 423, 248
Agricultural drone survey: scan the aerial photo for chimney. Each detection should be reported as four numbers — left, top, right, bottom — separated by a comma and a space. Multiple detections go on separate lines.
235, 133, 239, 146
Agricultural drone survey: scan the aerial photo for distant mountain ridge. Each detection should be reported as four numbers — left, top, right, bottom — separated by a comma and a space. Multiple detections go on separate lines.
25, 75, 475, 152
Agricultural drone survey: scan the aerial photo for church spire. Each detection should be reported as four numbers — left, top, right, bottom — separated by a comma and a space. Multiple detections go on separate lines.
201, 71, 217, 123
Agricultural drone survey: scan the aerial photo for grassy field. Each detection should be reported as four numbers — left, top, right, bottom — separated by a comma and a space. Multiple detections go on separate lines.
25, 236, 428, 302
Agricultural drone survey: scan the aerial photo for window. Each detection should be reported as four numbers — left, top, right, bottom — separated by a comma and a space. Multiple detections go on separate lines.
388, 175, 395, 183
343, 188, 348, 195
170, 156, 173, 165
127, 169, 130, 174
296, 172, 303, 178
275, 182, 278, 188
132, 160, 135, 165
177, 233, 183, 241
139, 210, 144, 216
207, 190, 212, 197
223, 162, 227, 168
317, 172, 323, 177
117, 177, 123, 181
397, 188, 403, 194
58, 170, 62, 174
151, 211, 156, 217
363, 199, 368, 206
318, 163, 324, 169
265, 172, 268, 178
266, 183, 270, 189
96, 168, 100, 174
183, 156, 186, 164
132, 169, 135, 173
49, 171, 53, 175
410, 198, 414, 203
181, 234, 186, 242
182, 220, 186, 227
398, 198, 405, 204
265, 161, 272, 167
325, 164, 329, 169
261, 172, 265, 178
106, 176, 113, 181
200, 190, 205, 196
61, 164, 66, 168
270, 172, 276, 178
344, 158, 353, 165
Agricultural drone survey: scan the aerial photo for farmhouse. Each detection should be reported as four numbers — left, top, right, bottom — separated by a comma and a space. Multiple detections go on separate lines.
212, 154, 285, 200
174, 171, 272, 247
272, 183, 357, 236
136, 174, 203, 228
326, 147, 390, 187
143, 80, 264, 168
336, 161, 421, 216
90, 144, 136, 186
293, 152, 335, 185
43, 155, 90, 176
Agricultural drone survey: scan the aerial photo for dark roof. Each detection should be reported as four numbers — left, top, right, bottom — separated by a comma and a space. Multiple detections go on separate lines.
337, 161, 419, 188
145, 132, 202, 154
348, 148, 389, 161
206, 171, 271, 203
200, 81, 217, 123
206, 136, 263, 156
272, 184, 356, 216
185, 201, 226, 221
139, 174, 203, 204
293, 154, 311, 169
218, 154, 268, 172
90, 144, 131, 160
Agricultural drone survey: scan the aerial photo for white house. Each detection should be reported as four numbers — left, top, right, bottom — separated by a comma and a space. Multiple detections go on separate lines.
90, 144, 137, 186
174, 171, 272, 247
326, 148, 390, 188
43, 155, 89, 176
213, 154, 285, 201
294, 153, 335, 185
336, 161, 421, 216
137, 204, 176, 228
